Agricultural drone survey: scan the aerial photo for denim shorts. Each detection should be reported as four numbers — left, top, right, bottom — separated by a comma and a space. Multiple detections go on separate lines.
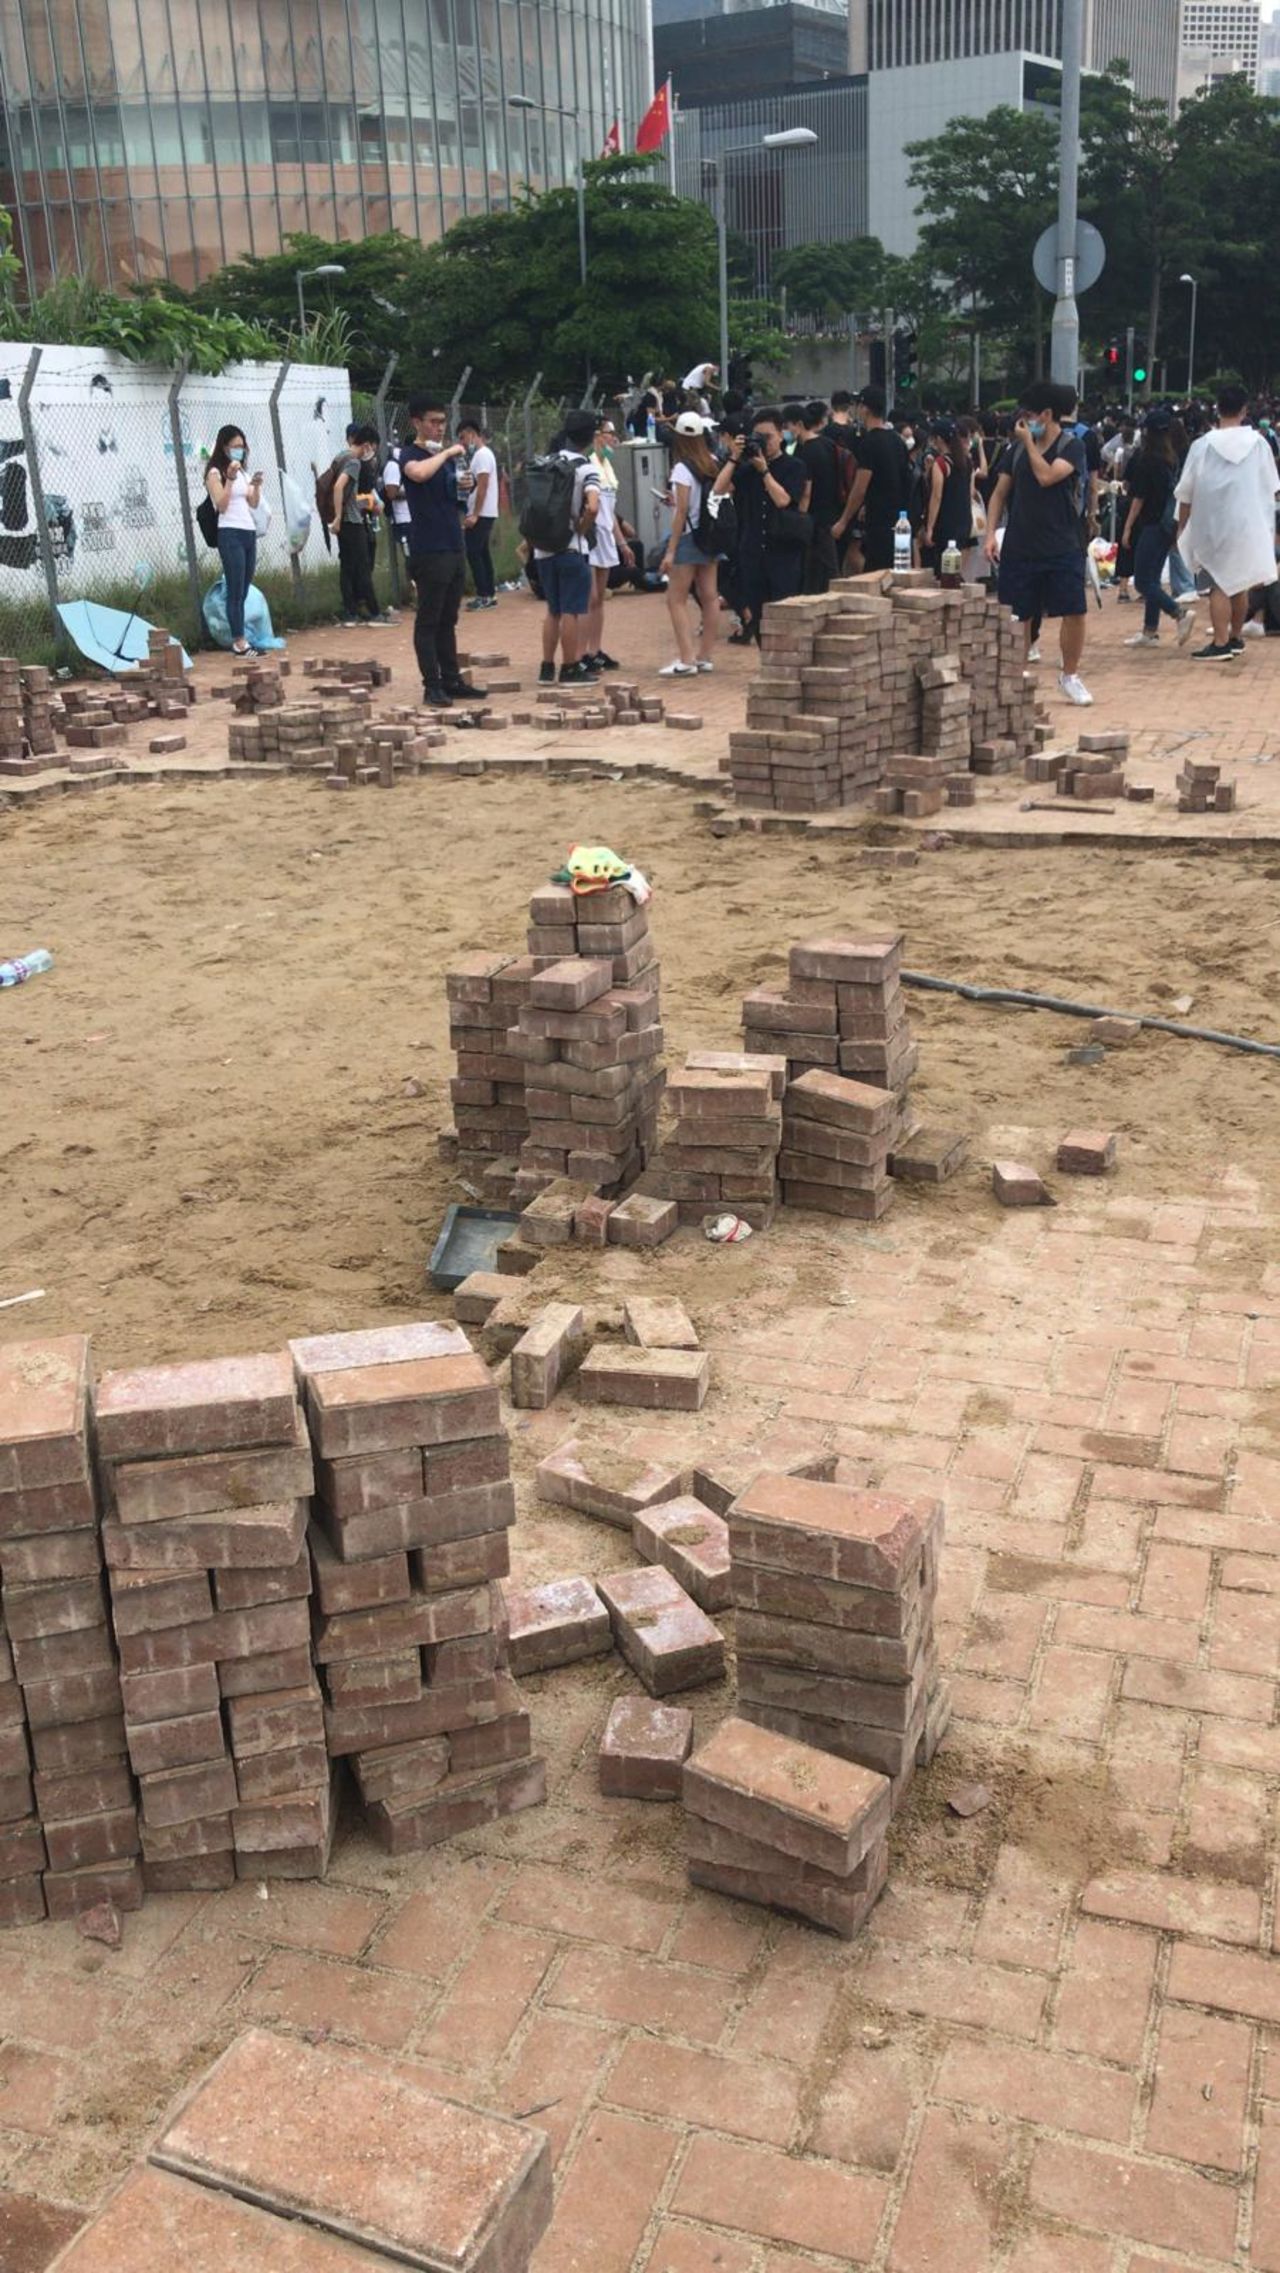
538, 549, 592, 617
998, 549, 1087, 621
673, 531, 703, 567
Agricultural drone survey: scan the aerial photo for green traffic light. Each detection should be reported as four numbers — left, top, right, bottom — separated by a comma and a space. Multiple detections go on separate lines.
1133, 366, 1148, 383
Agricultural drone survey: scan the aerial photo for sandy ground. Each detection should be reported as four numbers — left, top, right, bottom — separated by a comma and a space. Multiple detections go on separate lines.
2, 777, 1278, 1365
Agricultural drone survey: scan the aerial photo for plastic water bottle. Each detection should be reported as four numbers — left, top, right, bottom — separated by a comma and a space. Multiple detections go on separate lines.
893, 512, 912, 573
646, 411, 657, 443
940, 538, 962, 588
0, 948, 53, 988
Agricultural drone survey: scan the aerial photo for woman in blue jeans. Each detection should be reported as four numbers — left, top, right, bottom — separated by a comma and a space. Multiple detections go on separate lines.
1120, 411, 1196, 648
205, 425, 262, 653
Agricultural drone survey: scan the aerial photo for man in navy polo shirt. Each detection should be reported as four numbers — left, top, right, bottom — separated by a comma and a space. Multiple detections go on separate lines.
984, 380, 1093, 708
400, 395, 481, 707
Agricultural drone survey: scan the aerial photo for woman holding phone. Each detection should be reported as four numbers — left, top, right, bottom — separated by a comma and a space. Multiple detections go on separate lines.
205, 425, 262, 654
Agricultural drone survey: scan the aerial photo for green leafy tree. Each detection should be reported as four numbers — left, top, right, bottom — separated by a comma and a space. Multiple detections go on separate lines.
183, 230, 421, 390
772, 237, 888, 319
1173, 79, 1280, 388
906, 107, 1058, 374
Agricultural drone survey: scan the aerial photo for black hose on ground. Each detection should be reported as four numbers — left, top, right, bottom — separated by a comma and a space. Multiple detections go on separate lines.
900, 972, 1280, 1062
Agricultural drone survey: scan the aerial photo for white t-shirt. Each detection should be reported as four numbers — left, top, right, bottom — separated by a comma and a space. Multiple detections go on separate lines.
467, 443, 498, 521
532, 452, 601, 560
215, 466, 255, 531
672, 461, 702, 531
385, 446, 412, 526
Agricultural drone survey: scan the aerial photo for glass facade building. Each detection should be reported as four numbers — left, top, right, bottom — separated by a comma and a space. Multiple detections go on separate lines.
0, 0, 653, 289
672, 77, 868, 291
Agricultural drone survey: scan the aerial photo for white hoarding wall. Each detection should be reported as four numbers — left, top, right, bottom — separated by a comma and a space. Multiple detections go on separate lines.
0, 344, 354, 602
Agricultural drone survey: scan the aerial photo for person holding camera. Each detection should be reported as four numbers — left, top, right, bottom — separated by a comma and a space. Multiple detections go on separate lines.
726, 407, 811, 644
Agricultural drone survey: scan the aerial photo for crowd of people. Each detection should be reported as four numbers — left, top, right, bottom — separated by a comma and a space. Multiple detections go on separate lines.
204, 369, 1280, 705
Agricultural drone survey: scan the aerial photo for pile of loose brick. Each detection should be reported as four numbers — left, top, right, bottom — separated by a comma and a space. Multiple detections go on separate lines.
446, 951, 535, 1200
95, 1350, 330, 1895
642, 1055, 785, 1229
507, 877, 664, 1208
683, 1713, 891, 1938
293, 1322, 542, 1855
729, 1469, 948, 1803
524, 681, 695, 733
0, 1319, 543, 1929
1177, 754, 1236, 813
55, 2025, 552, 2271
726, 575, 1035, 811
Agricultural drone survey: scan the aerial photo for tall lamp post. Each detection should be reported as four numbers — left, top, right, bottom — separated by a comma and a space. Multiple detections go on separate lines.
1050, 0, 1084, 387
708, 127, 817, 387
295, 262, 345, 334
1180, 272, 1199, 396
508, 93, 587, 289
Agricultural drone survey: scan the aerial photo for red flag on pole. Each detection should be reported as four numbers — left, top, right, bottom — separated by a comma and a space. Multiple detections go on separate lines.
635, 82, 671, 152
601, 119, 621, 155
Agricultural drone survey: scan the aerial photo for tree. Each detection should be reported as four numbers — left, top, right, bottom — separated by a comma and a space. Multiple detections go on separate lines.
183, 231, 422, 391
905, 107, 1058, 373
1173, 79, 1280, 388
771, 238, 888, 320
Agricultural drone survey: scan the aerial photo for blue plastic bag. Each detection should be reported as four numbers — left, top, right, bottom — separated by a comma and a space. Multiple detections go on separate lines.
202, 577, 286, 652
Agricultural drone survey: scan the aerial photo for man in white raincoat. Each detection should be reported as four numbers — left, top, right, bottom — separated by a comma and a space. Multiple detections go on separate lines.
1177, 384, 1280, 661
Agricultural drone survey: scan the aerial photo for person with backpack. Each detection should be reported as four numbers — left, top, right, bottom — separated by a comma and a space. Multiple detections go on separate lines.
399, 395, 483, 708
1119, 408, 1197, 650
329, 425, 391, 627
203, 425, 263, 656
521, 409, 601, 687
657, 414, 735, 675
983, 380, 1093, 706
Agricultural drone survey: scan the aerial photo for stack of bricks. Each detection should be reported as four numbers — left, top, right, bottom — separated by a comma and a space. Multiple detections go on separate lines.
0, 1335, 141, 1923
724, 582, 1035, 813
745, 930, 918, 1109
134, 629, 192, 718
227, 689, 443, 781
1054, 731, 1129, 800
729, 1469, 949, 1804
0, 1587, 41, 1925
20, 665, 60, 757
641, 1057, 783, 1229
291, 1323, 544, 1853
683, 1713, 891, 1938
874, 655, 970, 817
507, 878, 663, 1207
93, 1350, 331, 1893
445, 950, 534, 1204
300, 655, 392, 689
0, 655, 26, 775
781, 1068, 899, 1220
1178, 755, 1236, 813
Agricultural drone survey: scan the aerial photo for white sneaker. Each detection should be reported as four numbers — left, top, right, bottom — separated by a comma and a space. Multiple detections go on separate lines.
1124, 631, 1159, 647
1241, 620, 1266, 639
658, 660, 697, 677
695, 659, 714, 673
1059, 672, 1094, 706
1027, 643, 1042, 662
1177, 608, 1197, 647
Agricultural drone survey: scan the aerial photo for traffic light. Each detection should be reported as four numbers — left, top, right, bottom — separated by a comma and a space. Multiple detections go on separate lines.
1132, 344, 1148, 385
1105, 342, 1121, 370
869, 338, 886, 387
894, 329, 918, 391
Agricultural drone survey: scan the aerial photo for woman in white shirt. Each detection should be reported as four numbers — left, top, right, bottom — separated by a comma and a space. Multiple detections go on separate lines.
584, 420, 634, 672
659, 415, 731, 675
205, 425, 263, 654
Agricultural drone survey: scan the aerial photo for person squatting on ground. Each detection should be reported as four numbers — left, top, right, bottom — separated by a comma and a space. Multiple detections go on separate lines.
400, 395, 482, 708
330, 425, 391, 627
1176, 384, 1280, 661
985, 381, 1094, 707
205, 425, 262, 655
659, 413, 734, 675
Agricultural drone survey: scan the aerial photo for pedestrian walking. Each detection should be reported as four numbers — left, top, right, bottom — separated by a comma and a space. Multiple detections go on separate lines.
399, 396, 482, 707
1120, 409, 1197, 649
659, 413, 732, 675
458, 415, 500, 611
1177, 385, 1280, 661
329, 424, 390, 626
984, 382, 1093, 707
204, 425, 262, 655
522, 409, 601, 686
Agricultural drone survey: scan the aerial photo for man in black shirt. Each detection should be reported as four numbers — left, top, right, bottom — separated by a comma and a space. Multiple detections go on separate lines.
725, 406, 811, 642
984, 380, 1092, 706
837, 386, 909, 571
796, 401, 842, 593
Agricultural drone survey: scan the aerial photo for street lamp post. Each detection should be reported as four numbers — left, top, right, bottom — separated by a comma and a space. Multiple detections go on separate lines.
1180, 272, 1199, 397
295, 262, 346, 334
709, 127, 817, 388
508, 94, 586, 288
1050, 0, 1084, 388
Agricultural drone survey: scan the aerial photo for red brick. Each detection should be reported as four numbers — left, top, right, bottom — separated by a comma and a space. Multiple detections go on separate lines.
304, 1352, 500, 1458
993, 1159, 1053, 1207
510, 1303, 586, 1409
1082, 1866, 1261, 1946
11, 1622, 115, 1684
43, 1805, 139, 1873
94, 1350, 296, 1459
505, 1576, 610, 1675
1057, 1129, 1117, 1175
673, 2135, 886, 2262
119, 1661, 220, 1723
935, 2039, 1136, 2144
1028, 2139, 1237, 2257
607, 1193, 678, 1247
0, 1875, 44, 1927
1167, 1941, 1280, 2023
210, 1596, 310, 1662
1055, 1919, 1158, 2061
597, 1566, 725, 1695
115, 1617, 220, 1676
0, 1335, 90, 1498
29, 1712, 125, 1776
366, 1755, 544, 1854
534, 1438, 685, 1527
531, 2109, 676, 2273
3, 1575, 105, 1640
32, 1758, 134, 1823
313, 1581, 490, 1664
1145, 2003, 1251, 2172
126, 1708, 227, 1777
731, 1472, 939, 1592
0, 2189, 82, 2273
139, 1755, 237, 1828
107, 1568, 213, 1636
0, 1523, 101, 1580
43, 1857, 143, 1919
102, 1498, 308, 1571
108, 1414, 313, 1524
212, 1555, 310, 1610
139, 1812, 232, 1862
888, 2106, 1011, 2271
21, 1667, 122, 1730
684, 1713, 889, 1874
219, 1644, 314, 1699
0, 1817, 45, 1878
599, 1695, 692, 1799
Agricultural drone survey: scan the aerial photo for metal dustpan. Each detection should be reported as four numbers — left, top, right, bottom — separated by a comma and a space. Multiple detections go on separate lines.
58, 600, 191, 676
428, 1205, 520, 1291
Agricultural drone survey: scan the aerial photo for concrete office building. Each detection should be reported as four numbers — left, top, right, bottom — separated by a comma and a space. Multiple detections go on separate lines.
0, 0, 653, 290
671, 78, 868, 289
1179, 0, 1263, 90
1260, 3, 1280, 91
854, 0, 1181, 103
656, 2, 850, 104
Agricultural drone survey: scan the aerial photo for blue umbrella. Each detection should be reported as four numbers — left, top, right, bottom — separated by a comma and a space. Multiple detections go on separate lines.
56, 561, 191, 675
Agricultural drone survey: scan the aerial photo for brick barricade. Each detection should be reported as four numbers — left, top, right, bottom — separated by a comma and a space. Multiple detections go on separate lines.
640, 1057, 784, 1230
725, 577, 1035, 812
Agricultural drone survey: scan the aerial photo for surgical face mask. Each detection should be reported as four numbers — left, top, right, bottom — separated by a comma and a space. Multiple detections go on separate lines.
229, 445, 246, 463
1027, 420, 1047, 441
901, 430, 915, 449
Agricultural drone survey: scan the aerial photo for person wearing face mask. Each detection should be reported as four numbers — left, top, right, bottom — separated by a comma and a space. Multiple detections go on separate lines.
204, 424, 263, 655
984, 381, 1093, 707
330, 423, 392, 627
838, 387, 910, 573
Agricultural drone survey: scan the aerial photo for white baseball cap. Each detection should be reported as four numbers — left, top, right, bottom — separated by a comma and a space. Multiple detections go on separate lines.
674, 411, 708, 436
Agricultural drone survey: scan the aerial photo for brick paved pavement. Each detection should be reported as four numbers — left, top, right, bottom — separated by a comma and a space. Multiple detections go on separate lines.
2, 1160, 1279, 2270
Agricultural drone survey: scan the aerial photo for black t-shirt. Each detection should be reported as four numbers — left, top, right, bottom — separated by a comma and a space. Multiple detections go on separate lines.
732, 450, 809, 552
401, 441, 463, 554
1003, 433, 1087, 562
799, 435, 841, 530
1125, 453, 1175, 531
856, 425, 909, 527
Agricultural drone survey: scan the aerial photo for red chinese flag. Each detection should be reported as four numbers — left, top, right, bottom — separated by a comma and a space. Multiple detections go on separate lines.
635, 83, 671, 153
601, 119, 621, 156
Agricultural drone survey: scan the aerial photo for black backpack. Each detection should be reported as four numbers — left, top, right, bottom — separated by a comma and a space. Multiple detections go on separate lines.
519, 453, 581, 553
195, 490, 220, 550
691, 476, 738, 559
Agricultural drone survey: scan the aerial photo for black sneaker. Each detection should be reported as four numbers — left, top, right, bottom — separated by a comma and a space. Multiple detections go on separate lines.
560, 660, 598, 684
592, 651, 620, 671
1191, 643, 1238, 661
445, 679, 485, 699
423, 684, 454, 708
538, 662, 556, 685
1228, 637, 1245, 654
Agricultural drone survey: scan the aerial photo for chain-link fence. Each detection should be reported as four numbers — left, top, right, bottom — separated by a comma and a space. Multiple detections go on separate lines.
0, 343, 358, 665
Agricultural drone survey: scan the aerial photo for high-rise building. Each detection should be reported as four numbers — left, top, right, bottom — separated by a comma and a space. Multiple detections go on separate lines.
853, 0, 1182, 106
1259, 2, 1280, 90
0, 0, 653, 291
657, 2, 850, 105
671, 77, 867, 290
1179, 0, 1263, 90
